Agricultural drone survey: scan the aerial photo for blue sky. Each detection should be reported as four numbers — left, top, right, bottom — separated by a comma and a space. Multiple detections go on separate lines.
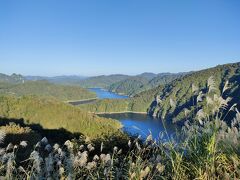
0, 0, 239, 76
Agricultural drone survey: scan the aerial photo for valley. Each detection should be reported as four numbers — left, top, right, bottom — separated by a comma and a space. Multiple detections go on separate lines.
69, 87, 178, 140
1, 1, 240, 178
0, 62, 240, 179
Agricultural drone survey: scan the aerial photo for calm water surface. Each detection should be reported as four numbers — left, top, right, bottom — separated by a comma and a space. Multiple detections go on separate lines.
89, 88, 129, 99
68, 88, 128, 105
78, 88, 179, 140
99, 113, 179, 140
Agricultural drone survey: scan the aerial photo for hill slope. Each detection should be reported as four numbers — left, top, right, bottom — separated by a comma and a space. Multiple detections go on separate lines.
78, 74, 130, 88
108, 76, 149, 96
79, 62, 240, 123
0, 95, 121, 139
147, 62, 240, 122
108, 73, 186, 96
0, 80, 96, 101
25, 75, 87, 85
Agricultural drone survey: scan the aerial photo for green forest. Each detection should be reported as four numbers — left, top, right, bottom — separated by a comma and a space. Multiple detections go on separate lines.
0, 62, 240, 179
0, 95, 121, 139
0, 80, 96, 101
1, 0, 239, 178
108, 73, 186, 96
79, 62, 240, 121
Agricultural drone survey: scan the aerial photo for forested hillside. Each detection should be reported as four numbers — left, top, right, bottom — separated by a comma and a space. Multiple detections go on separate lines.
78, 86, 161, 113
108, 76, 149, 96
0, 95, 121, 139
108, 73, 185, 96
147, 62, 240, 122
0, 80, 96, 101
79, 62, 240, 124
24, 73, 186, 97
78, 74, 130, 88
25, 75, 87, 85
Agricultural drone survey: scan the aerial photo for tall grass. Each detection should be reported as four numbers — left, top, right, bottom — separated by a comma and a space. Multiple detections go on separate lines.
0, 77, 239, 179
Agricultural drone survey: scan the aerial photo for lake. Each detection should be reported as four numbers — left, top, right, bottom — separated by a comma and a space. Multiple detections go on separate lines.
89, 88, 129, 99
68, 88, 128, 105
99, 113, 179, 140
75, 88, 178, 140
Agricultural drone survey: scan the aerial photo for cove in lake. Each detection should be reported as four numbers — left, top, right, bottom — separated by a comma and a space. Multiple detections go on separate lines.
88, 88, 129, 99
99, 113, 179, 140
73, 88, 179, 140
68, 88, 128, 105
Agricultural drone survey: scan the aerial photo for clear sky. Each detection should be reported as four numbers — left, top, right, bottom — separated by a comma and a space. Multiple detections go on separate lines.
0, 0, 240, 76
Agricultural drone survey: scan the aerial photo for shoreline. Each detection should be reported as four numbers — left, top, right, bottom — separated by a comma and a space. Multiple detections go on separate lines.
89, 87, 130, 98
65, 97, 98, 103
94, 111, 148, 115
94, 111, 158, 118
107, 90, 130, 97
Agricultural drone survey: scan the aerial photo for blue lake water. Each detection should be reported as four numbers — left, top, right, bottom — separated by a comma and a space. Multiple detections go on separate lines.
77, 88, 178, 140
99, 113, 179, 140
88, 88, 129, 99
68, 88, 128, 105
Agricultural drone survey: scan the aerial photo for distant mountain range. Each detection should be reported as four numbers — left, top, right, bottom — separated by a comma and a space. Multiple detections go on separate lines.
25, 74, 131, 88
76, 74, 130, 88
0, 71, 188, 101
0, 73, 24, 84
24, 72, 189, 96
1, 62, 240, 135
25, 75, 87, 85
0, 74, 96, 101
108, 72, 188, 96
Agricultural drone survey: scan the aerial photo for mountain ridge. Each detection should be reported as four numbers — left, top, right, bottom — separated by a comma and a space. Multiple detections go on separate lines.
78, 62, 240, 124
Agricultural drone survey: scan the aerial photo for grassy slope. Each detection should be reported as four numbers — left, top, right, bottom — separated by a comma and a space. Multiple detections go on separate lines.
0, 95, 121, 139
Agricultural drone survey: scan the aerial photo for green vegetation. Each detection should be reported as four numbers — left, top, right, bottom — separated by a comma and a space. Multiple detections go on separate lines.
25, 74, 130, 87
147, 73, 186, 89
0, 90, 239, 179
108, 76, 149, 96
78, 62, 240, 125
79, 99, 130, 113
0, 63, 239, 179
0, 80, 96, 101
25, 73, 185, 98
108, 73, 185, 96
25, 75, 87, 86
79, 74, 130, 88
63, 73, 182, 93
78, 92, 156, 113
78, 86, 162, 113
147, 62, 240, 122
0, 95, 121, 139
78, 82, 161, 113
